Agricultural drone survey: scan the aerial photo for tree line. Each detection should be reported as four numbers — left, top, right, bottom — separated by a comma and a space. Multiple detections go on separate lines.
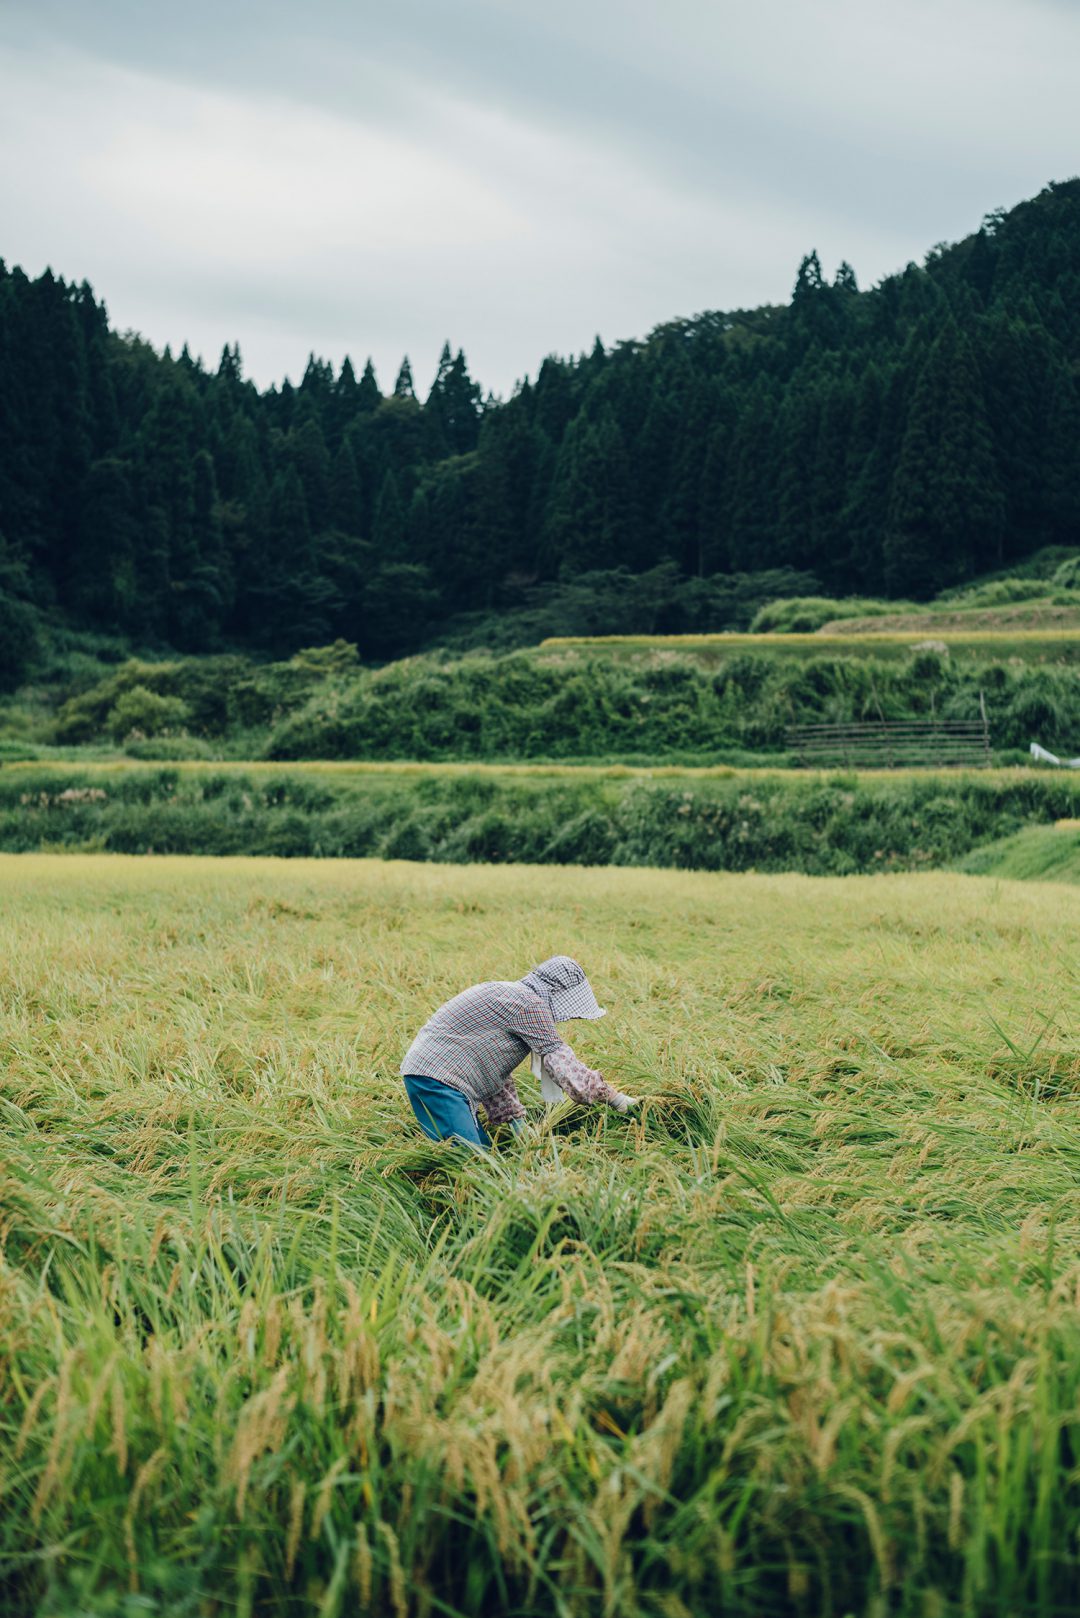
1, 179, 1079, 663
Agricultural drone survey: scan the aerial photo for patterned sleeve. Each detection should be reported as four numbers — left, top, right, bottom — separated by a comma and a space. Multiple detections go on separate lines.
544, 1042, 622, 1106
502, 989, 562, 1056
483, 1078, 527, 1125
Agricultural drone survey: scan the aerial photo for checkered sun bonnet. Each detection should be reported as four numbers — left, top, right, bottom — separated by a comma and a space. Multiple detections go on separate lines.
520, 956, 606, 1021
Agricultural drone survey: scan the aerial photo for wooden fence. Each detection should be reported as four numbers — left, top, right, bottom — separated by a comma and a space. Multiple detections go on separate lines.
786, 711, 991, 768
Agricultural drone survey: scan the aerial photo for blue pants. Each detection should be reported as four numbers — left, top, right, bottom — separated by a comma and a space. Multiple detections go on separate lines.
403, 1073, 493, 1150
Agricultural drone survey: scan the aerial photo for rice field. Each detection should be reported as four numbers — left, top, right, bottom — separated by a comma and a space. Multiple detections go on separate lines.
2, 853, 1080, 1616
539, 629, 1080, 664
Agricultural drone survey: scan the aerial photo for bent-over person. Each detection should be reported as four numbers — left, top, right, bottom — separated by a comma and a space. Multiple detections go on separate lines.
400, 955, 636, 1149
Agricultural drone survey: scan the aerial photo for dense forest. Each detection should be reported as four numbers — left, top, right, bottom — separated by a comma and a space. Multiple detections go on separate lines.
2, 179, 1079, 673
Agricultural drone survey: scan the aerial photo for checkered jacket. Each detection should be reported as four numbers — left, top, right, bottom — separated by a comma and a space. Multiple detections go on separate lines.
400, 979, 618, 1122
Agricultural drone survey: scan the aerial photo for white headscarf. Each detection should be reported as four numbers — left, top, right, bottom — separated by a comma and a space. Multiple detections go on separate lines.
520, 955, 606, 1021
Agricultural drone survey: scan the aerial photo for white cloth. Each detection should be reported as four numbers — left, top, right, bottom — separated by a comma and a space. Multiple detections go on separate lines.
531, 1049, 565, 1103
1030, 742, 1080, 768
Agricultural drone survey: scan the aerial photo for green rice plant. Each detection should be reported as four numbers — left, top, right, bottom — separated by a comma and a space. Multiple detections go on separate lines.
1, 855, 1079, 1613
539, 629, 1080, 663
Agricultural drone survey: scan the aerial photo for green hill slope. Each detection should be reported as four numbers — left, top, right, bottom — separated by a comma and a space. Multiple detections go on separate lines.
956, 820, 1080, 881
4, 179, 1080, 674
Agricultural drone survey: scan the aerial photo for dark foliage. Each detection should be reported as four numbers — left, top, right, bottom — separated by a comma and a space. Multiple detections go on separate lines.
2, 181, 1080, 669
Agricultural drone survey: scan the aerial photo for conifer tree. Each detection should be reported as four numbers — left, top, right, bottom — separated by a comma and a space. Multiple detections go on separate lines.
357, 359, 381, 413
410, 457, 483, 605
248, 464, 338, 650
0, 532, 39, 688
532, 358, 576, 442
696, 420, 732, 577
300, 353, 334, 400
393, 357, 415, 400
71, 458, 138, 626
884, 322, 1005, 593
217, 343, 243, 386
425, 343, 483, 457
289, 416, 331, 534
1, 180, 1079, 659
544, 409, 637, 572
373, 470, 408, 557
192, 448, 229, 619
775, 381, 820, 569
841, 364, 907, 590
725, 383, 779, 570
330, 357, 359, 443
810, 377, 855, 573
980, 309, 1054, 555
474, 407, 549, 578
268, 464, 311, 559
330, 439, 364, 536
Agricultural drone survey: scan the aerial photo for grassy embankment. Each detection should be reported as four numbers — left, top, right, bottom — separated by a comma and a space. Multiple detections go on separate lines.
956, 819, 1080, 882
2, 854, 1079, 1616
3, 629, 1078, 770
3, 761, 1080, 874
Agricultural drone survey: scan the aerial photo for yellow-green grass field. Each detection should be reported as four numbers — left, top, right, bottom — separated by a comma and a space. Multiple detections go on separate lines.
956, 822, 1080, 884
539, 630, 1080, 664
2, 854, 1080, 1616
1, 757, 1071, 785
0, 757, 860, 782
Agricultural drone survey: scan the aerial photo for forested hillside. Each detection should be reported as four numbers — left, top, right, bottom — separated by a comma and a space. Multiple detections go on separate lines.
2, 179, 1079, 675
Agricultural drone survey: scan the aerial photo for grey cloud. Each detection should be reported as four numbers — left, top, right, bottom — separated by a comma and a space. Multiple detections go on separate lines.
2, 0, 1077, 393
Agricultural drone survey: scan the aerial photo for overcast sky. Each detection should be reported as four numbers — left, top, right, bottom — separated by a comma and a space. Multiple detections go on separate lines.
1, 0, 1077, 398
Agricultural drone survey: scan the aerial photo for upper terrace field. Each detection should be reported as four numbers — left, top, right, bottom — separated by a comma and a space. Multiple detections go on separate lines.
539, 629, 1080, 664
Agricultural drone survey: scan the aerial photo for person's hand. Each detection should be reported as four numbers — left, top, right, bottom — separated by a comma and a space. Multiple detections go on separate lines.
609, 1090, 640, 1113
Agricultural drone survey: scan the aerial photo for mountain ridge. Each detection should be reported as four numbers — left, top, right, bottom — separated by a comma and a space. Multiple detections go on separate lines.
1, 177, 1079, 677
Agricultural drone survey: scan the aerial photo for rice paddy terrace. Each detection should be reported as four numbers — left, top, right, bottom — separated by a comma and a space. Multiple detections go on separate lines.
539, 629, 1080, 665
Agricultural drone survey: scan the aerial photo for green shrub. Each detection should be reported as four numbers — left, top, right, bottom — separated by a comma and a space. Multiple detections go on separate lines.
748, 596, 901, 633
937, 546, 1080, 593
52, 661, 180, 743
0, 592, 40, 691
107, 685, 190, 742
288, 638, 360, 675
0, 738, 39, 761
1052, 555, 1080, 590
946, 577, 1058, 608
124, 733, 219, 761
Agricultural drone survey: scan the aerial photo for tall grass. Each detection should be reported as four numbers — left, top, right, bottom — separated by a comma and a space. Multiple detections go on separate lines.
3, 762, 1080, 875
17, 636, 1080, 765
2, 855, 1079, 1615
956, 821, 1080, 883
